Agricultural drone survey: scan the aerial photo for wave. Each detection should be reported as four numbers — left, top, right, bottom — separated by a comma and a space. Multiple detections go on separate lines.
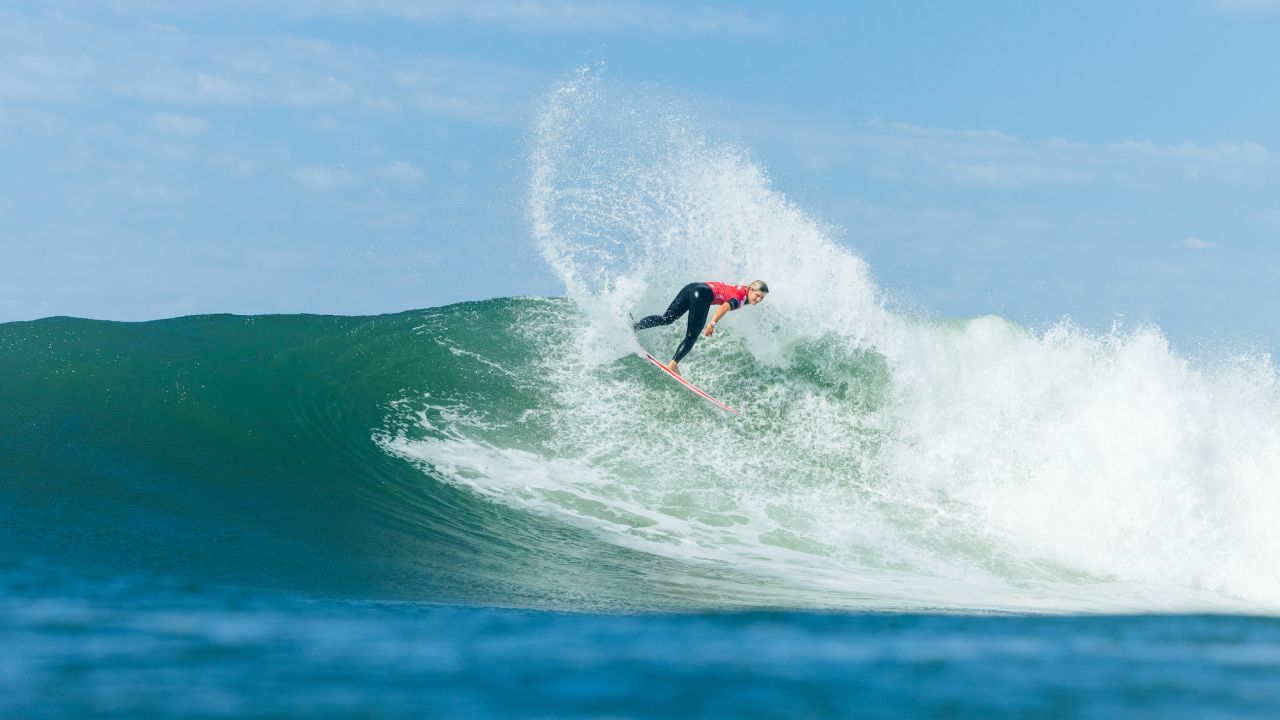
5, 297, 1276, 613
5, 70, 1280, 614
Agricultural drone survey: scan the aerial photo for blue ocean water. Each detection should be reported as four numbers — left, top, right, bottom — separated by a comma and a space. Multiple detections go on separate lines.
7, 561, 1280, 719
4, 307, 1280, 718
9, 70, 1280, 717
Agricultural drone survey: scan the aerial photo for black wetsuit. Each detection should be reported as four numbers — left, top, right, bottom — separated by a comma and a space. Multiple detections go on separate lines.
632, 283, 714, 363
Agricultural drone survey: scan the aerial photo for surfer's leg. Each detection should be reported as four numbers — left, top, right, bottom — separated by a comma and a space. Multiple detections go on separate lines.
632, 284, 696, 331
671, 284, 713, 363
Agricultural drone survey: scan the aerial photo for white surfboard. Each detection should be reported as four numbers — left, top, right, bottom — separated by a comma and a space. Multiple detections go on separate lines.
643, 353, 739, 415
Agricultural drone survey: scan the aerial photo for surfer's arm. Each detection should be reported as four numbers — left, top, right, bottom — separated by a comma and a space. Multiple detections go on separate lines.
704, 303, 731, 336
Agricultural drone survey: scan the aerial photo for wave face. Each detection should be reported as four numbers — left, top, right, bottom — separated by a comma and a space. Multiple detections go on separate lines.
1, 308, 755, 611
6, 73, 1280, 614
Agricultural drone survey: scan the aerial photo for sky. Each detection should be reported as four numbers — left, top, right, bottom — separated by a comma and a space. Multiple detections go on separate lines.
3, 0, 1280, 349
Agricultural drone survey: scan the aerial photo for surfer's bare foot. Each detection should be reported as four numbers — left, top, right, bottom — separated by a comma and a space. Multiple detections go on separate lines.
666, 360, 680, 376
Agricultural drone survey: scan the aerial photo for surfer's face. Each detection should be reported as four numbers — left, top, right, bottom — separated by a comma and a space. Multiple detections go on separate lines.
748, 289, 767, 305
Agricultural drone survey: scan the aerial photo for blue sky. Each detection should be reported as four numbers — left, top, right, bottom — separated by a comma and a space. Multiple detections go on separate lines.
3, 0, 1279, 348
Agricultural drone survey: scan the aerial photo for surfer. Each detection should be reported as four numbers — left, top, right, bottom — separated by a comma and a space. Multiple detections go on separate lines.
632, 280, 768, 375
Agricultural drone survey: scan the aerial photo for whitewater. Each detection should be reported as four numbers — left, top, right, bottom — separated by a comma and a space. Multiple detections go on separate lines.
378, 69, 1280, 614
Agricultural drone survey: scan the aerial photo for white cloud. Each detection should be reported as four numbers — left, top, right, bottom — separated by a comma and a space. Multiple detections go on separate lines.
292, 163, 350, 191
386, 55, 542, 124
279, 74, 355, 107
131, 70, 251, 105
257, 250, 311, 269
150, 112, 210, 135
107, 178, 181, 203
413, 250, 442, 267
380, 161, 425, 182
1182, 237, 1218, 250
128, 35, 533, 124
1106, 140, 1271, 180
370, 210, 418, 228
388, 0, 774, 35
80, 0, 774, 35
748, 112, 1277, 190
1260, 209, 1280, 232
0, 106, 67, 133
0, 53, 95, 101
1216, 0, 1280, 10
947, 163, 1093, 187
2, 7, 542, 127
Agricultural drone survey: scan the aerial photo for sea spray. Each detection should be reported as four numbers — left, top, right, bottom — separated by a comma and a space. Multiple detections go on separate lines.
388, 67, 1280, 611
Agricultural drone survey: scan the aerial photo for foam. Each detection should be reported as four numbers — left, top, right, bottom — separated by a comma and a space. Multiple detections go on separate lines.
395, 68, 1280, 613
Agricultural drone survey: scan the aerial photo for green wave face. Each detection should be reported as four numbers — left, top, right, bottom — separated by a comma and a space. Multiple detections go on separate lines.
0, 302, 901, 611
0, 305, 699, 611
5, 297, 1278, 614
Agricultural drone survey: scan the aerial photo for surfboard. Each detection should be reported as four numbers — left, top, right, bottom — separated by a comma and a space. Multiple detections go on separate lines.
643, 353, 739, 415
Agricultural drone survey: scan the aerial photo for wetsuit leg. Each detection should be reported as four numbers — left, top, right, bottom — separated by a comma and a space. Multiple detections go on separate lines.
671, 284, 713, 362
633, 283, 698, 331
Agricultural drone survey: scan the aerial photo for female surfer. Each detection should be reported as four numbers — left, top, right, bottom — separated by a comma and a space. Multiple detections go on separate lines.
632, 280, 769, 375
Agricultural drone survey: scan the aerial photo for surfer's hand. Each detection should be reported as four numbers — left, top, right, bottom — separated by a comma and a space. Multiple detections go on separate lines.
704, 323, 715, 337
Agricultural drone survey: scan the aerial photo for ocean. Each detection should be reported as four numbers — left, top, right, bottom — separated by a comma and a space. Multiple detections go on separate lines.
6, 69, 1280, 717
4, 302, 1280, 718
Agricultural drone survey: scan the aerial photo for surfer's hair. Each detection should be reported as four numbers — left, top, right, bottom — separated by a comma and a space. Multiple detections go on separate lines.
750, 280, 769, 294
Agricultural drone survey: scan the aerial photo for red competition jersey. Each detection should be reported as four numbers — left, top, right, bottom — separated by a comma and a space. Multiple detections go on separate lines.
704, 282, 751, 310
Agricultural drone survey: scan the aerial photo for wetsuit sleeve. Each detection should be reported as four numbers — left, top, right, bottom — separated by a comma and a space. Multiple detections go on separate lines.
727, 298, 741, 310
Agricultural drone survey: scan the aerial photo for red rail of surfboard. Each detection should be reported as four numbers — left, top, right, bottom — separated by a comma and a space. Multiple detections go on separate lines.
643, 353, 739, 415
